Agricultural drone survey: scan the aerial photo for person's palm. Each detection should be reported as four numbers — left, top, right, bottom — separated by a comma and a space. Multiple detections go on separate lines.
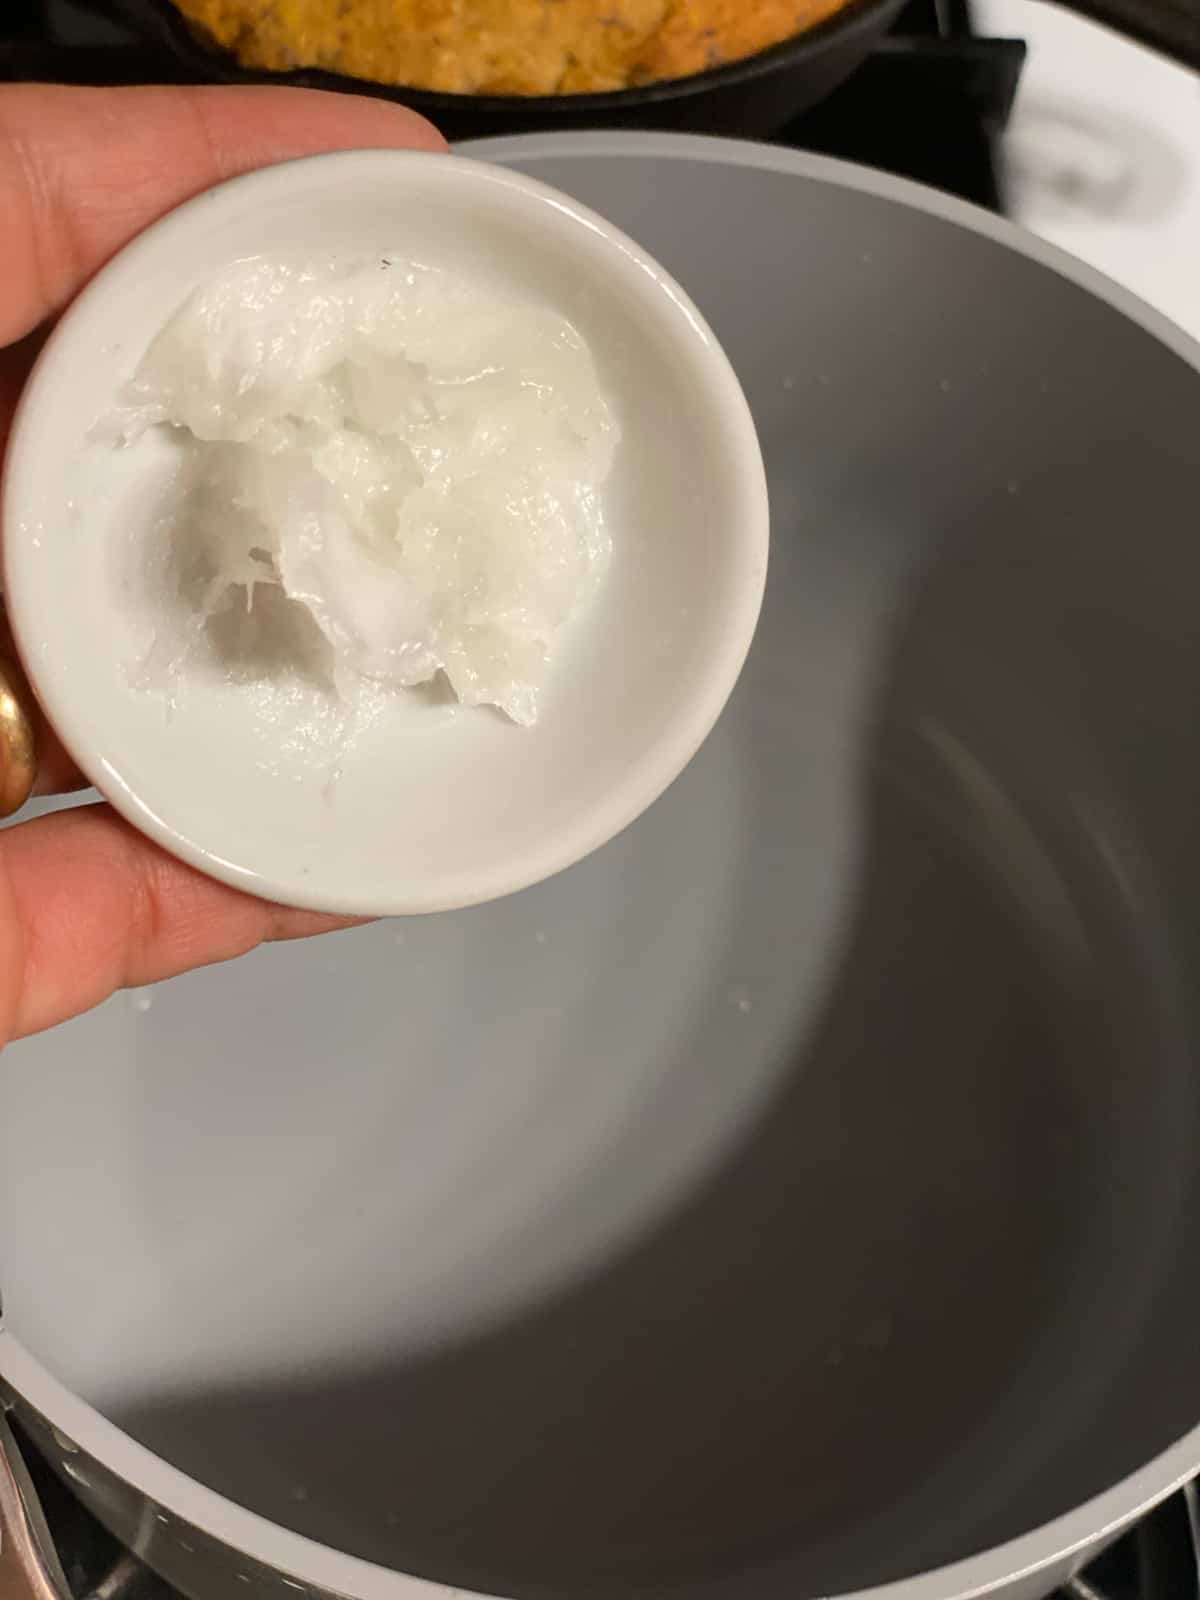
0, 84, 444, 1044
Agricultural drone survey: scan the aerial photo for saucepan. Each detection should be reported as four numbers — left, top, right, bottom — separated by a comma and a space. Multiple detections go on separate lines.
62, 0, 1200, 135
2, 133, 1200, 1600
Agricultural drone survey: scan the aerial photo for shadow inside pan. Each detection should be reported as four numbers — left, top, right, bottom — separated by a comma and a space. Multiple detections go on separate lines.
111, 575, 1195, 1599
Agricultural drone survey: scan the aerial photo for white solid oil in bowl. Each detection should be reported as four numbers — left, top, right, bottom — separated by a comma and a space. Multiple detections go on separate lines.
111, 253, 620, 730
3, 151, 769, 915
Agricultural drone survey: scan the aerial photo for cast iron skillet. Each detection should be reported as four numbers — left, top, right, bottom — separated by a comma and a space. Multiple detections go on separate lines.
89, 0, 1200, 140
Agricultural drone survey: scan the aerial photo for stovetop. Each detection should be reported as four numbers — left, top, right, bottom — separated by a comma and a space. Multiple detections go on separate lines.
781, 0, 1026, 210
3, 4, 1193, 1597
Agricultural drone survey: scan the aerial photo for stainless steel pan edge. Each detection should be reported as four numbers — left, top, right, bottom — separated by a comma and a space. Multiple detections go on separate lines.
5, 1333, 1200, 1600
0, 1413, 68, 1600
2, 133, 1200, 1600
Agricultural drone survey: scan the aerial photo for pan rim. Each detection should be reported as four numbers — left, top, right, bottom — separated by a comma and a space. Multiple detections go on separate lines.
3, 129, 1199, 1600
6, 1317, 1200, 1600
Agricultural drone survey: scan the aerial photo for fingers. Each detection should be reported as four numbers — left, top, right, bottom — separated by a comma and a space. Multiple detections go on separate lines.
0, 83, 446, 349
0, 84, 411, 1040
0, 800, 364, 1043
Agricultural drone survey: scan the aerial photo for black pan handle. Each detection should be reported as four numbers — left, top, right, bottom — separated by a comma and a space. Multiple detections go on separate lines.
1055, 0, 1200, 71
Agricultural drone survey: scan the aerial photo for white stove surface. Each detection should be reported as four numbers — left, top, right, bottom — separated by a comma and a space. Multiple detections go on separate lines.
977, 0, 1200, 341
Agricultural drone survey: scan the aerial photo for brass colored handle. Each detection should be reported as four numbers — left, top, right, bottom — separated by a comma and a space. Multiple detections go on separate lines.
0, 660, 38, 818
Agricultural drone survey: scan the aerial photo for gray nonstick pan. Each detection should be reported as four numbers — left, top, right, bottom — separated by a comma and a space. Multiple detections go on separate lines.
2, 132, 1199, 1600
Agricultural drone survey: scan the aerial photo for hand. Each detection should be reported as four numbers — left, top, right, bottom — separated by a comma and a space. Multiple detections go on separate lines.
0, 83, 445, 1046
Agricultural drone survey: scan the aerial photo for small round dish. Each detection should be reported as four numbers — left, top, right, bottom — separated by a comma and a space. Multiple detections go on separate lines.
2, 149, 768, 916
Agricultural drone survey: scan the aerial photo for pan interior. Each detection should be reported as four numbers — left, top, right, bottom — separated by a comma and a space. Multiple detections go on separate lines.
2, 143, 1200, 1600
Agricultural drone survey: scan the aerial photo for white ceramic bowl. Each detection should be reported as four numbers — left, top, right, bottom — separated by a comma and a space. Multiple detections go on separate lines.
2, 149, 767, 915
